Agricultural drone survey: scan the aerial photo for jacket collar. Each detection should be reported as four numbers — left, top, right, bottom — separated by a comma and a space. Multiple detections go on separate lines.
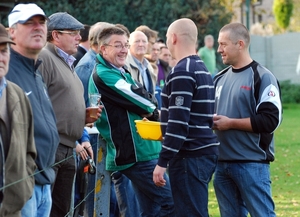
10, 48, 42, 73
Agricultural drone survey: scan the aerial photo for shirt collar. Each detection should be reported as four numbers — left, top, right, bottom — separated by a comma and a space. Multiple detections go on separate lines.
110, 63, 125, 74
56, 47, 76, 69
0, 77, 7, 99
132, 55, 148, 69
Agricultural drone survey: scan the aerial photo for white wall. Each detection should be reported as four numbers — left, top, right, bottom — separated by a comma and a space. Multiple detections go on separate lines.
250, 32, 300, 84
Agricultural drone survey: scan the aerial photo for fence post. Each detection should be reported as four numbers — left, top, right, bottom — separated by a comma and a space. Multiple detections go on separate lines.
93, 135, 110, 216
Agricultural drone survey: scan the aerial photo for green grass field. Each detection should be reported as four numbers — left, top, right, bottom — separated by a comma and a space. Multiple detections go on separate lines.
208, 104, 300, 217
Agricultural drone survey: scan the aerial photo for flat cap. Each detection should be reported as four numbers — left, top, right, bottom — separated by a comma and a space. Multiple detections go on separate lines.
47, 12, 84, 31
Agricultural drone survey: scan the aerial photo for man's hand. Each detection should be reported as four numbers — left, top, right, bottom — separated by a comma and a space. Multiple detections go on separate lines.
153, 165, 167, 187
213, 115, 253, 132
76, 141, 94, 160
86, 105, 103, 124
82, 141, 94, 160
212, 115, 231, 131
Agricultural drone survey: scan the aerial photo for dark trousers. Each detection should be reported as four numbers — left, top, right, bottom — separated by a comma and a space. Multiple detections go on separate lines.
50, 143, 76, 217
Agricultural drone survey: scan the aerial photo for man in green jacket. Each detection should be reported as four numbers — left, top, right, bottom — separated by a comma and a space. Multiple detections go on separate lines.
89, 26, 174, 216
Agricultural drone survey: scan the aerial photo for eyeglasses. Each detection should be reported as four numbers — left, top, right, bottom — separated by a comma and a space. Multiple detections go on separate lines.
105, 44, 130, 50
56, 30, 80, 36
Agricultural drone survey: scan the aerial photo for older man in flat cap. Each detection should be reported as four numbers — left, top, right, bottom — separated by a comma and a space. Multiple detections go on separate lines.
38, 12, 101, 217
0, 22, 36, 217
4, 3, 60, 217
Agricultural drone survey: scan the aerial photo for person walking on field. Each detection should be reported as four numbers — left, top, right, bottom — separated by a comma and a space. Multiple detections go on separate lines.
213, 22, 282, 217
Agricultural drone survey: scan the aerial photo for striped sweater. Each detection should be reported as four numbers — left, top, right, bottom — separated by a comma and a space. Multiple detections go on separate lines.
158, 55, 219, 167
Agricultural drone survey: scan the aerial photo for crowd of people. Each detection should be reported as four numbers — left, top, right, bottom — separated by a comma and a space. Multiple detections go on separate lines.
0, 2, 282, 217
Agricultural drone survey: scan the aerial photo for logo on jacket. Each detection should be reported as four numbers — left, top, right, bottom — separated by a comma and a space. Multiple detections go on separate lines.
240, 85, 251, 90
25, 91, 32, 96
175, 96, 184, 106
268, 91, 276, 97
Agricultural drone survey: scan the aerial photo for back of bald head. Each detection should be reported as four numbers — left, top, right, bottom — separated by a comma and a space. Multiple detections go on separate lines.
168, 18, 198, 46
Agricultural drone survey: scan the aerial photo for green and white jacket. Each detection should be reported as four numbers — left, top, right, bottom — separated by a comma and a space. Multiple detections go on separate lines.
89, 54, 161, 171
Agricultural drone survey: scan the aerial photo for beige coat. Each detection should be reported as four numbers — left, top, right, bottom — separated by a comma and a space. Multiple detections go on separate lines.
125, 52, 157, 95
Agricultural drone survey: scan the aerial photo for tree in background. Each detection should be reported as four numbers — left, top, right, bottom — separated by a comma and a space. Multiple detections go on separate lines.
0, 0, 231, 72
273, 0, 294, 31
289, 0, 300, 32
31, 0, 232, 71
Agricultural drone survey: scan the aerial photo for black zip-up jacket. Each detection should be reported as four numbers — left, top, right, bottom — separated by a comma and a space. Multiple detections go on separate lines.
6, 48, 59, 185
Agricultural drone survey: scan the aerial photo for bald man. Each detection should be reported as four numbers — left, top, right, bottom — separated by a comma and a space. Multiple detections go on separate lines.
125, 31, 157, 95
153, 18, 219, 217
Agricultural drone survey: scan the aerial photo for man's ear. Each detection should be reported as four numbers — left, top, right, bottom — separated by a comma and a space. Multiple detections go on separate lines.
237, 40, 245, 50
52, 31, 59, 41
172, 33, 177, 45
100, 45, 106, 55
8, 27, 16, 41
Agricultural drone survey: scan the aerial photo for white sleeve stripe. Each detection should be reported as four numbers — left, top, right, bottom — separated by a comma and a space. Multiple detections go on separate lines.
197, 85, 215, 89
168, 119, 188, 125
168, 76, 195, 83
190, 112, 213, 117
165, 132, 186, 140
168, 91, 193, 97
186, 57, 190, 72
192, 99, 215, 103
115, 79, 156, 109
162, 145, 179, 153
169, 106, 190, 111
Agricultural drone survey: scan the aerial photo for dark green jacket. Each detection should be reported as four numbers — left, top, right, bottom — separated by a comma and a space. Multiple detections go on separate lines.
89, 54, 161, 171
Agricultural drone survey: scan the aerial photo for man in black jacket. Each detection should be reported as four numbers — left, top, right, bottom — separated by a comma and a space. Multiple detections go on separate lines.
5, 4, 60, 217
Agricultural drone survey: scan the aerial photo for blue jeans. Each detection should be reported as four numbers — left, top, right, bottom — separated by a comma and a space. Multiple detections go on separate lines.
213, 162, 276, 217
122, 159, 174, 217
110, 180, 120, 217
168, 155, 217, 217
21, 184, 51, 217
111, 171, 139, 217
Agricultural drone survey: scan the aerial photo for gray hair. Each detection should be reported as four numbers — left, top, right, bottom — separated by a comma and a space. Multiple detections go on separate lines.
89, 22, 114, 46
98, 26, 126, 47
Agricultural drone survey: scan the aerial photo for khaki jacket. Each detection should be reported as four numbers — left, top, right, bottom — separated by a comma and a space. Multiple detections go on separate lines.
125, 52, 157, 95
0, 81, 36, 217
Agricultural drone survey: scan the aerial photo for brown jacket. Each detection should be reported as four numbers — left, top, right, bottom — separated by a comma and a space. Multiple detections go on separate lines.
38, 43, 86, 148
0, 81, 36, 217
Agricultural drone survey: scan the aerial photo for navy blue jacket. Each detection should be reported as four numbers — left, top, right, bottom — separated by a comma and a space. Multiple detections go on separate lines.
6, 49, 59, 185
